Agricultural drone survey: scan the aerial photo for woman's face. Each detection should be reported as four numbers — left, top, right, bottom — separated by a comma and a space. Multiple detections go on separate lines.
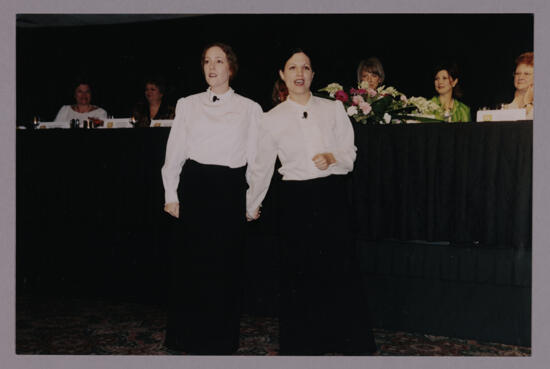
361, 70, 381, 89
434, 70, 457, 96
513, 63, 534, 92
279, 52, 314, 99
203, 46, 231, 92
145, 83, 163, 104
74, 84, 91, 105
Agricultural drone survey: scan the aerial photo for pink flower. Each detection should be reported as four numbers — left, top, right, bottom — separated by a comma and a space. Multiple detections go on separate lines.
367, 88, 377, 97
352, 95, 365, 106
350, 88, 367, 95
359, 102, 372, 115
400, 95, 408, 103
334, 90, 349, 103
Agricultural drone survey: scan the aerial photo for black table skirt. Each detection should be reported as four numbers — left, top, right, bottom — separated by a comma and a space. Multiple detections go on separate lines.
352, 121, 532, 249
16, 121, 532, 253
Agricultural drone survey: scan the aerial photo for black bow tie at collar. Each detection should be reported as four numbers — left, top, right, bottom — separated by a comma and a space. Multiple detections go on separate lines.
212, 95, 219, 102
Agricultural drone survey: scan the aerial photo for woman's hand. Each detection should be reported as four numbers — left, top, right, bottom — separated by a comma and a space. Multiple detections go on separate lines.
164, 202, 179, 218
312, 153, 336, 170
246, 207, 261, 222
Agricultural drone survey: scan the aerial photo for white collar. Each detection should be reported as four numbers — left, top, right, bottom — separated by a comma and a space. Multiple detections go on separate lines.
206, 87, 234, 105
285, 93, 314, 110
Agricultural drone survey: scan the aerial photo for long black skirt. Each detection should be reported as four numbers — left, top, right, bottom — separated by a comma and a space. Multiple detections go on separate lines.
164, 159, 246, 355
278, 175, 377, 355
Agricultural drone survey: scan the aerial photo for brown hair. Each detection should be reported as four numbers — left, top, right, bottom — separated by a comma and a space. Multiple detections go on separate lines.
516, 52, 533, 67
357, 57, 385, 84
271, 78, 289, 106
143, 75, 167, 95
201, 42, 239, 80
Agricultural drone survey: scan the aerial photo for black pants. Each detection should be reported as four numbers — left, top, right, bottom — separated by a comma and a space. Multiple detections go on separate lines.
278, 175, 377, 355
164, 160, 246, 355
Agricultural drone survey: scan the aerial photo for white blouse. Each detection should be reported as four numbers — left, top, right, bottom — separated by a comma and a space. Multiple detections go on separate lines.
161, 88, 263, 204
246, 94, 357, 216
54, 105, 108, 122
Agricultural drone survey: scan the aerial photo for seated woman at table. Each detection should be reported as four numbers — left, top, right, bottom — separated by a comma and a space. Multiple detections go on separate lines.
132, 76, 175, 128
430, 62, 471, 122
502, 52, 533, 119
161, 42, 262, 354
54, 80, 108, 123
247, 48, 377, 356
356, 57, 385, 89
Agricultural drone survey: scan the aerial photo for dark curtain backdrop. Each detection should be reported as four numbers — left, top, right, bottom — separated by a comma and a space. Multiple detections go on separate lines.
16, 14, 533, 124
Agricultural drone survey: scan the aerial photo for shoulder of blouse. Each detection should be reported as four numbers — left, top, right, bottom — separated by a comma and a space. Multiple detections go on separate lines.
311, 95, 345, 114
311, 94, 333, 103
180, 92, 206, 104
55, 105, 70, 118
232, 93, 263, 110
175, 95, 191, 108
265, 100, 288, 116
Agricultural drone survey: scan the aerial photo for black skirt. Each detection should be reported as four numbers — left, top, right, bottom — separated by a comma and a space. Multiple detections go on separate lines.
164, 159, 246, 355
278, 174, 377, 355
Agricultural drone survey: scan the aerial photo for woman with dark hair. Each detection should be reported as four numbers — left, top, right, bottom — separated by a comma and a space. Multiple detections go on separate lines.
54, 81, 108, 122
356, 57, 385, 89
161, 42, 263, 354
430, 63, 471, 122
132, 77, 175, 127
247, 48, 377, 355
503, 52, 534, 119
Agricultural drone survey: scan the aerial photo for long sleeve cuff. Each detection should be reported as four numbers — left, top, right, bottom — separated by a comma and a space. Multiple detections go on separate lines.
164, 191, 179, 205
330, 149, 356, 172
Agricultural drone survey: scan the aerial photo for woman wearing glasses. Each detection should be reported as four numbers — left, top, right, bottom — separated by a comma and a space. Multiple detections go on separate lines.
503, 52, 534, 119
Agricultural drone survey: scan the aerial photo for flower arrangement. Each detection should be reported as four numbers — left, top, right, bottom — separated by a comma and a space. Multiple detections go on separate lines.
319, 81, 442, 124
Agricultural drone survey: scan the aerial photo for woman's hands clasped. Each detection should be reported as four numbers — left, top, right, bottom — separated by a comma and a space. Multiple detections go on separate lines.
246, 207, 261, 222
312, 153, 336, 170
164, 202, 179, 218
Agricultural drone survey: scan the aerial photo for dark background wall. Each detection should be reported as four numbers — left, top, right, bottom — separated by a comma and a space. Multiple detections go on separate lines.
16, 13, 533, 124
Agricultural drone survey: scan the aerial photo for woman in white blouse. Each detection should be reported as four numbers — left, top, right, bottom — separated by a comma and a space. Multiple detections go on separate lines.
54, 81, 108, 123
161, 42, 262, 354
247, 48, 377, 355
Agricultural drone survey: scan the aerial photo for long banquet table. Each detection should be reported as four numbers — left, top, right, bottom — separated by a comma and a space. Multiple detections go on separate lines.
16, 121, 532, 346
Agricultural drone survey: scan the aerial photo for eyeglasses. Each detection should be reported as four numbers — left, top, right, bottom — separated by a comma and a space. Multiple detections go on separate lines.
513, 72, 533, 77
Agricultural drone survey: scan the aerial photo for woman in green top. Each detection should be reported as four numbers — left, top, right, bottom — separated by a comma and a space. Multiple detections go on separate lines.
430, 63, 471, 122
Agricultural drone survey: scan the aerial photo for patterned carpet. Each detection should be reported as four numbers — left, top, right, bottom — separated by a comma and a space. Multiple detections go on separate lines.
15, 296, 531, 356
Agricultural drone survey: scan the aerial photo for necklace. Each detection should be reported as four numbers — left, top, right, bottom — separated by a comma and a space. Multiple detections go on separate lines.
443, 99, 454, 112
